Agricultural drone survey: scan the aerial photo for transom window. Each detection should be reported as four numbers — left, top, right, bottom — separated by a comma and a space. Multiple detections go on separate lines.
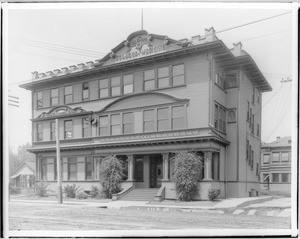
37, 123, 43, 141
50, 89, 59, 106
82, 82, 89, 101
64, 86, 73, 104
144, 69, 155, 91
123, 74, 133, 94
158, 67, 170, 89
99, 115, 109, 136
123, 112, 134, 134
172, 64, 185, 86
64, 120, 73, 139
111, 76, 121, 96
99, 79, 109, 98
37, 92, 43, 108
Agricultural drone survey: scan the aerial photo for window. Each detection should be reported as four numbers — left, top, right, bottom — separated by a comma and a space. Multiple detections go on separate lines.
41, 158, 47, 181
250, 150, 254, 170
272, 173, 279, 183
281, 173, 289, 183
215, 73, 225, 90
37, 123, 43, 141
257, 94, 260, 104
281, 152, 289, 162
247, 101, 250, 121
85, 157, 92, 180
144, 69, 155, 91
64, 120, 73, 139
246, 140, 249, 161
214, 103, 226, 132
68, 157, 77, 180
50, 89, 59, 106
226, 71, 238, 88
272, 152, 280, 162
82, 82, 89, 101
111, 76, 121, 96
64, 86, 73, 104
135, 158, 144, 181
172, 64, 184, 86
251, 114, 254, 133
82, 117, 91, 138
228, 108, 236, 123
123, 112, 134, 134
144, 109, 155, 132
158, 66, 169, 89
99, 79, 109, 98
172, 106, 185, 130
249, 108, 252, 127
256, 163, 259, 176
157, 108, 170, 131
111, 114, 121, 135
252, 86, 255, 105
37, 92, 43, 108
263, 154, 270, 164
123, 74, 133, 94
99, 115, 109, 136
50, 122, 56, 141
257, 123, 260, 136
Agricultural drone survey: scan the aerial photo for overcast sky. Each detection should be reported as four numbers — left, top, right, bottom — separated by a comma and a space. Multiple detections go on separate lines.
4, 2, 295, 151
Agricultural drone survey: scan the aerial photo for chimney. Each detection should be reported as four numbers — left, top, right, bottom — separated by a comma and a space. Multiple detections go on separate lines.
276, 136, 281, 141
205, 27, 216, 42
231, 42, 243, 57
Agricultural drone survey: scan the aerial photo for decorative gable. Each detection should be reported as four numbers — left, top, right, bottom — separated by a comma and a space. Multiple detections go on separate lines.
36, 106, 88, 120
99, 30, 181, 66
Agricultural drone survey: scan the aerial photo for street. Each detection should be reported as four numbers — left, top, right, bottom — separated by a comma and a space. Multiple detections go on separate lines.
9, 201, 291, 230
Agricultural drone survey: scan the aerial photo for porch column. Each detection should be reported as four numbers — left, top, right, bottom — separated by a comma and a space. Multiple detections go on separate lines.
203, 151, 213, 181
162, 153, 169, 181
127, 154, 134, 181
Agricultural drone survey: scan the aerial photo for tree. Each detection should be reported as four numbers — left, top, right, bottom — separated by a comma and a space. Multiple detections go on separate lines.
98, 155, 125, 199
17, 143, 35, 162
172, 150, 203, 201
9, 148, 21, 176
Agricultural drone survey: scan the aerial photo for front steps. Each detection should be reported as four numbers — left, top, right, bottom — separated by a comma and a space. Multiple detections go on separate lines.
120, 188, 159, 201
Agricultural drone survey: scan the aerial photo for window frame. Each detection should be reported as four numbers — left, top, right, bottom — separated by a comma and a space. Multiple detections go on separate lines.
85, 156, 93, 180
111, 76, 121, 97
144, 69, 156, 91
40, 158, 47, 181
272, 173, 279, 183
82, 117, 91, 138
143, 109, 156, 132
157, 66, 170, 89
123, 74, 134, 95
214, 102, 226, 133
64, 86, 73, 104
50, 89, 59, 107
157, 107, 170, 131
272, 152, 280, 163
37, 91, 43, 108
99, 78, 110, 99
171, 105, 185, 130
281, 152, 289, 162
110, 113, 121, 136
281, 173, 289, 183
262, 154, 270, 164
50, 121, 56, 141
82, 82, 90, 101
37, 123, 43, 142
68, 157, 77, 181
99, 115, 110, 136
172, 64, 185, 86
64, 120, 73, 139
122, 112, 134, 134
225, 70, 238, 89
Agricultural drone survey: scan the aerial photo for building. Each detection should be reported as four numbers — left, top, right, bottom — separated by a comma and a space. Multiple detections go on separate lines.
260, 136, 291, 196
20, 28, 272, 200
10, 161, 36, 194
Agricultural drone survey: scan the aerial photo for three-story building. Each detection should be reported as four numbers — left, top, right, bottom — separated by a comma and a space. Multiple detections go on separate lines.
20, 28, 272, 200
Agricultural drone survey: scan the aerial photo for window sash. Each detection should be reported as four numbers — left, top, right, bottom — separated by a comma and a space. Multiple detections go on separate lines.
85, 157, 92, 180
281, 152, 289, 162
272, 153, 280, 162
37, 124, 43, 141
263, 154, 270, 163
281, 173, 289, 183
64, 121, 73, 139
51, 122, 56, 140
144, 79, 155, 91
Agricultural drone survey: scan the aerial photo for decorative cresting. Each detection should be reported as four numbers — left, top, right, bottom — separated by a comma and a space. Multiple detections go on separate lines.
36, 105, 87, 119
96, 92, 189, 113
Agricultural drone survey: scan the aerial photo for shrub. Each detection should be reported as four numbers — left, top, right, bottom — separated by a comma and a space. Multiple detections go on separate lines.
99, 155, 124, 199
208, 187, 221, 201
76, 191, 90, 200
35, 181, 49, 197
63, 184, 81, 198
172, 150, 203, 201
90, 186, 100, 198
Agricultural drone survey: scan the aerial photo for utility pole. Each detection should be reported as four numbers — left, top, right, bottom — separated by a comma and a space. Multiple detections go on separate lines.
55, 119, 63, 204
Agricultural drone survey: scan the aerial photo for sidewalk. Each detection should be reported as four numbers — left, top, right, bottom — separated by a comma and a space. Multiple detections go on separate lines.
10, 195, 280, 210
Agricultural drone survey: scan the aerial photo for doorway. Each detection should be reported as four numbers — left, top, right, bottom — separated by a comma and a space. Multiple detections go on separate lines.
149, 154, 163, 188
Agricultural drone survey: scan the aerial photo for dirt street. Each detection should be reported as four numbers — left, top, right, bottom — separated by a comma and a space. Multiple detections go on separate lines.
9, 201, 291, 230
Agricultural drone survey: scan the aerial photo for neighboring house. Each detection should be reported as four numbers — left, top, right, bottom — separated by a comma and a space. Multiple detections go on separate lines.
20, 28, 271, 200
260, 136, 292, 196
10, 161, 36, 188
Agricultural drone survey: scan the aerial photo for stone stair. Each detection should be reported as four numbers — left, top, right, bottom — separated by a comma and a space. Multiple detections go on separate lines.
120, 188, 158, 201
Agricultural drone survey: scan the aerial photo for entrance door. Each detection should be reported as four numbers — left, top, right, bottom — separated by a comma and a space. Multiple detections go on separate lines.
149, 154, 163, 188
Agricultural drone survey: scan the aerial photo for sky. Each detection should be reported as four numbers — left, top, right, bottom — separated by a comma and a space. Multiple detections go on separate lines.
4, 2, 295, 152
